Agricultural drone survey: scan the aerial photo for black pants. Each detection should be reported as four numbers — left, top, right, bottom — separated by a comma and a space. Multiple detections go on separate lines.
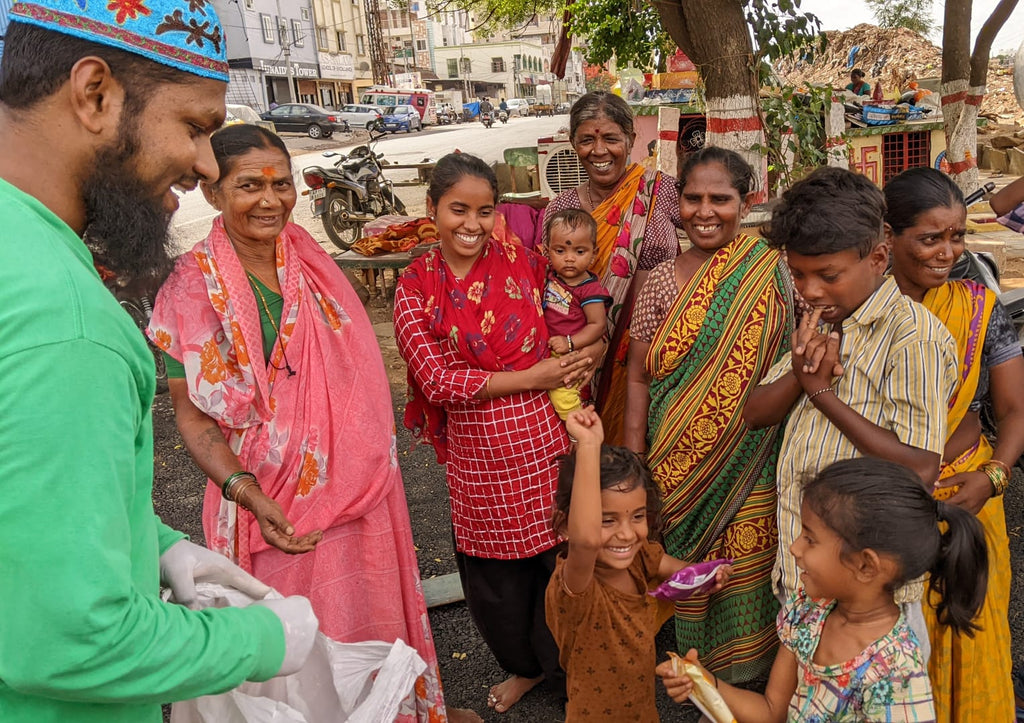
455, 546, 567, 699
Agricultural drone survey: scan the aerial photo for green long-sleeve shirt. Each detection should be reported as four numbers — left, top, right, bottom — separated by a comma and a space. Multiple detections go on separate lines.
0, 179, 285, 722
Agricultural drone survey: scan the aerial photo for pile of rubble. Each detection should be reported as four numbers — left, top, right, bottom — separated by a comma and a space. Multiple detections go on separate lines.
776, 23, 1023, 127
777, 23, 941, 92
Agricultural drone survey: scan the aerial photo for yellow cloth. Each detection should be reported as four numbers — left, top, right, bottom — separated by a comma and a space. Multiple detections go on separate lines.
761, 277, 958, 602
920, 280, 1014, 722
547, 349, 581, 420
548, 386, 582, 420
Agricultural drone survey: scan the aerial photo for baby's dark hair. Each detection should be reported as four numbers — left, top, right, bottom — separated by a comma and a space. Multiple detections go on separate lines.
765, 166, 886, 258
543, 208, 597, 248
803, 458, 988, 635
427, 152, 498, 206
678, 146, 757, 198
552, 446, 662, 537
884, 167, 965, 235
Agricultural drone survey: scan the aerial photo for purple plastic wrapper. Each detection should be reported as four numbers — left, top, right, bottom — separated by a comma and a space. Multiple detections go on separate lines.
648, 559, 733, 602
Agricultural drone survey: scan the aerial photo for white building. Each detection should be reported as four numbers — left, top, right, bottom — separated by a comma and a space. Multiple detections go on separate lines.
432, 40, 550, 102
309, 0, 377, 107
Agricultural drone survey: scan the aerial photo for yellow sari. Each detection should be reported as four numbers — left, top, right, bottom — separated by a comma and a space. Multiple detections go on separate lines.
922, 280, 1014, 722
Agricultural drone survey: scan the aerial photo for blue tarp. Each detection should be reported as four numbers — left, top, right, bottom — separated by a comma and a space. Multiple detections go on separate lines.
463, 101, 480, 118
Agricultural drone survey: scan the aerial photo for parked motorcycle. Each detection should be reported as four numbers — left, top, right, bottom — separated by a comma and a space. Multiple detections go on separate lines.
302, 132, 407, 251
480, 111, 494, 129
498, 110, 509, 124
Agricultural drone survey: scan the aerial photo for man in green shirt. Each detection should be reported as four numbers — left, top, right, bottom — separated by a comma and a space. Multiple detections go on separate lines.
0, 1, 319, 721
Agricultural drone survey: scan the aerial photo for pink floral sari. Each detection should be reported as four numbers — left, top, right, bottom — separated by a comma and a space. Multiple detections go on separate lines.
149, 217, 447, 721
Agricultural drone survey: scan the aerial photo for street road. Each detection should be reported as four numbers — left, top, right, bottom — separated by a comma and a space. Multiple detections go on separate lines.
169, 113, 570, 253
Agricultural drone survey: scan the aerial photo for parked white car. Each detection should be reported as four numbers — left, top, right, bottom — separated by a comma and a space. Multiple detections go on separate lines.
337, 103, 384, 129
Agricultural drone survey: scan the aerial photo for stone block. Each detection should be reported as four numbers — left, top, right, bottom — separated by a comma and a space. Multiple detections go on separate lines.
1008, 147, 1024, 177
982, 146, 1009, 172
990, 135, 1021, 149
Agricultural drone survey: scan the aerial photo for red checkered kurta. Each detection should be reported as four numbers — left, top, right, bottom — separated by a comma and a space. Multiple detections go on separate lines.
394, 245, 569, 559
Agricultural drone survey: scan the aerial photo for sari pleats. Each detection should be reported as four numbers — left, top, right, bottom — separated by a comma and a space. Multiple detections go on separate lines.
646, 235, 791, 683
921, 280, 1015, 722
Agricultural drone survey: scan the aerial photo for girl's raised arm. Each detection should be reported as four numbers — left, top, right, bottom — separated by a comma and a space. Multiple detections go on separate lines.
561, 408, 606, 594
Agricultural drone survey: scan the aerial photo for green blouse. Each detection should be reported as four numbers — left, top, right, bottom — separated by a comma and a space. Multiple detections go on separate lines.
164, 275, 282, 379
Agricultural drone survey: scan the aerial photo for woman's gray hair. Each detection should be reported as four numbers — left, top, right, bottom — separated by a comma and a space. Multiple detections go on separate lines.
569, 91, 635, 141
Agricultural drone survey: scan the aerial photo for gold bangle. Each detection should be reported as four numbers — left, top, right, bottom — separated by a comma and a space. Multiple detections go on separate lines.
980, 461, 1009, 496
989, 458, 1011, 477
484, 374, 492, 399
229, 478, 261, 507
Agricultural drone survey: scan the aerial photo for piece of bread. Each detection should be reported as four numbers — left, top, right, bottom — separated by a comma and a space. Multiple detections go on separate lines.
667, 652, 737, 723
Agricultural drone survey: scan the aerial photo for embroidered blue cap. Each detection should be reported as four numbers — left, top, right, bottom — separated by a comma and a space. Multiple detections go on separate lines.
9, 0, 229, 81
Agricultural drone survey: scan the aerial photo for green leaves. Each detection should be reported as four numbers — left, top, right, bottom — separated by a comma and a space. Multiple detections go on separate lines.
752, 84, 840, 193
865, 0, 933, 36
567, 0, 672, 68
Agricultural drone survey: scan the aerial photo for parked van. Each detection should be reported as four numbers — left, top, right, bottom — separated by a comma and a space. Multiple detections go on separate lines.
506, 98, 531, 117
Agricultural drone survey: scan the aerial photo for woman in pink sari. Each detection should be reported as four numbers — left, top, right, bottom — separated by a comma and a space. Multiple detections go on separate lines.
148, 125, 477, 722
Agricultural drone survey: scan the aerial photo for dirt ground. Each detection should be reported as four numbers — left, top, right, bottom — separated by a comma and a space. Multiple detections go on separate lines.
153, 282, 1024, 723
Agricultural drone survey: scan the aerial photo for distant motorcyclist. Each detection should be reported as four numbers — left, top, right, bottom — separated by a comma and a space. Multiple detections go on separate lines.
499, 98, 508, 113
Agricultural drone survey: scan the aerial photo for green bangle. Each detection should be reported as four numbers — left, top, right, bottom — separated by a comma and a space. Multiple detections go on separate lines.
221, 471, 257, 500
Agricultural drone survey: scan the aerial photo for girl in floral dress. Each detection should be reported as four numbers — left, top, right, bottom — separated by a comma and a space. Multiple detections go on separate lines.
656, 458, 988, 722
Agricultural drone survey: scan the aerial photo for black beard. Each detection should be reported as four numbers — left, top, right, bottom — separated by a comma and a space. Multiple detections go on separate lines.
83, 139, 175, 282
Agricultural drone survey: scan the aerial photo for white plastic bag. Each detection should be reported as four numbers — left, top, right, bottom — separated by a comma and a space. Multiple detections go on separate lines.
169, 583, 426, 723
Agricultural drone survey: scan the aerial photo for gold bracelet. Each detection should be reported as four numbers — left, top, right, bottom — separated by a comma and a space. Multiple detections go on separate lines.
808, 386, 834, 401
980, 460, 1009, 496
989, 458, 1011, 477
484, 374, 492, 399
229, 478, 261, 507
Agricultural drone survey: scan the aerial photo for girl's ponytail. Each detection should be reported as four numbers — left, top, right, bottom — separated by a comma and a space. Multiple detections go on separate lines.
928, 500, 988, 636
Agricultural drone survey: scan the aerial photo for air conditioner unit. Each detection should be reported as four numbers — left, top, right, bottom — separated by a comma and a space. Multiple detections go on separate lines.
537, 136, 587, 200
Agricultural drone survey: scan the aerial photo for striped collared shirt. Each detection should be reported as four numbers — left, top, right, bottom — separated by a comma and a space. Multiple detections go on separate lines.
761, 276, 958, 602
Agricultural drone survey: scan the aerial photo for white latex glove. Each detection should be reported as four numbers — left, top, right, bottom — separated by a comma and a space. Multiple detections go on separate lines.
159, 539, 272, 609
253, 596, 320, 676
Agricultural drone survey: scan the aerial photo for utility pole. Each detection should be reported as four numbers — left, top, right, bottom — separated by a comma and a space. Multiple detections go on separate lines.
364, 0, 388, 85
275, 0, 295, 102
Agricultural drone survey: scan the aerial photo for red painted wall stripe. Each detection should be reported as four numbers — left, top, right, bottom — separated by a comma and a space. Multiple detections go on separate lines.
658, 130, 679, 141
706, 115, 761, 133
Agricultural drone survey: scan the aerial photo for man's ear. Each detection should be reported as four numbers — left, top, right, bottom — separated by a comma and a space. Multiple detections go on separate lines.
200, 181, 219, 209
67, 56, 124, 137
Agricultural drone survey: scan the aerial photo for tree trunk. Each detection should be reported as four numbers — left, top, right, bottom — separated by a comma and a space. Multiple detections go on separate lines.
654, 0, 767, 200
941, 0, 1020, 192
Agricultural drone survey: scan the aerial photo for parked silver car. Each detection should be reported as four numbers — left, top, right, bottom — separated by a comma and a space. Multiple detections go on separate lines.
338, 103, 384, 129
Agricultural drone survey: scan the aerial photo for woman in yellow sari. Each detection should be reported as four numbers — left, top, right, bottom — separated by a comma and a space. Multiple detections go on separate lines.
887, 167, 1024, 722
544, 91, 682, 444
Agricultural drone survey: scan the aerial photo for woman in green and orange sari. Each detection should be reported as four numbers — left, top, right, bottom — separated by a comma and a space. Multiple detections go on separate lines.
624, 148, 794, 684
887, 168, 1024, 723
544, 91, 682, 445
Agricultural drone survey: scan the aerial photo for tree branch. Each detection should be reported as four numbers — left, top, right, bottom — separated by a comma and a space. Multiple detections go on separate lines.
970, 0, 1020, 85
